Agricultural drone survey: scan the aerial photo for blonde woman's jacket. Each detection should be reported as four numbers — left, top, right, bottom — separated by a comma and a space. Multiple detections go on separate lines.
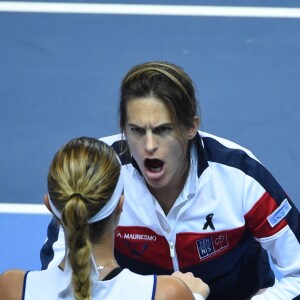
40, 131, 300, 300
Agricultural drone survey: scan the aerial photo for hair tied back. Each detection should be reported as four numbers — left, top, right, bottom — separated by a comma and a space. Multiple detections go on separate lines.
69, 193, 88, 201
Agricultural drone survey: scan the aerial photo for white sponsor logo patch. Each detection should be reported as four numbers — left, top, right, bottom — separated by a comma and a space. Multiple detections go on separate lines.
267, 198, 291, 228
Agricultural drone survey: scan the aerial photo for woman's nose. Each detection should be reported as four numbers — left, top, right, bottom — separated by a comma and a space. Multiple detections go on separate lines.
145, 132, 158, 152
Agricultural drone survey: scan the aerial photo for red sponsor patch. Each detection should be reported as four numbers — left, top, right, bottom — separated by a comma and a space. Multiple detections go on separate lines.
115, 226, 173, 269
176, 227, 246, 268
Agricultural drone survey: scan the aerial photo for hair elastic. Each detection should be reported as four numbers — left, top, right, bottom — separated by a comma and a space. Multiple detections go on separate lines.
69, 193, 87, 201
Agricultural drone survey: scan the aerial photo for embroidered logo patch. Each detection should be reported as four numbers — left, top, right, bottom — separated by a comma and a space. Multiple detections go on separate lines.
267, 198, 291, 228
196, 234, 229, 260
116, 232, 157, 259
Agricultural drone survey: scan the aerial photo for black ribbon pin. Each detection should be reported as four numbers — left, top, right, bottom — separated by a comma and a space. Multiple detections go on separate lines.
203, 213, 215, 230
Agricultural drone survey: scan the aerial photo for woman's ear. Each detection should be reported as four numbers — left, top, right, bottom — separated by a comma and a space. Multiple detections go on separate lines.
188, 116, 199, 140
113, 195, 124, 227
44, 193, 52, 213
116, 195, 124, 215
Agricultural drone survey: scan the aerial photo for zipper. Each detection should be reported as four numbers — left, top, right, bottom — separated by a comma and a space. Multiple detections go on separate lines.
169, 241, 179, 271
169, 241, 175, 257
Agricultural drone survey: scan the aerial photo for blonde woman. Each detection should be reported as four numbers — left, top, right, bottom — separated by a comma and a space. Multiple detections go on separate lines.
0, 137, 209, 300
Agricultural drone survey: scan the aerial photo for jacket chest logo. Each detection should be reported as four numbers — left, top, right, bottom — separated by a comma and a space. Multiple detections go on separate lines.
196, 234, 229, 260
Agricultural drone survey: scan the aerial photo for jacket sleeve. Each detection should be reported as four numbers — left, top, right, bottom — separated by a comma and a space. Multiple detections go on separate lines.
40, 217, 66, 270
244, 175, 300, 299
232, 141, 300, 300
251, 222, 300, 299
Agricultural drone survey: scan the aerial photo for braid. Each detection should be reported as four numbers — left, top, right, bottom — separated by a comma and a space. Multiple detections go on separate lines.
47, 137, 121, 300
62, 197, 91, 300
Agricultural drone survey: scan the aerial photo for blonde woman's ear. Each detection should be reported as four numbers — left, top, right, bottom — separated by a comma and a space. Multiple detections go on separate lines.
113, 195, 124, 227
117, 195, 124, 214
44, 193, 52, 213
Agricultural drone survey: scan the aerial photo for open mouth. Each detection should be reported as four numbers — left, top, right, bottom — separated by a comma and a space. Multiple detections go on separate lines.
144, 158, 164, 173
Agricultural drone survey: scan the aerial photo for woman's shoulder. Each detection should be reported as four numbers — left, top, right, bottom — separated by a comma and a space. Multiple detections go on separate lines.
0, 269, 25, 300
99, 133, 124, 146
155, 275, 195, 300
200, 131, 255, 157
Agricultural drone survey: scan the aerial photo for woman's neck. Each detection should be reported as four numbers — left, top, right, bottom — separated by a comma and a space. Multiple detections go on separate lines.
60, 229, 118, 281
91, 232, 119, 280
148, 167, 188, 215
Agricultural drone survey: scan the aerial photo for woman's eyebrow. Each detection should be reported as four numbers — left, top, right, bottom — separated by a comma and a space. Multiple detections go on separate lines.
127, 122, 173, 128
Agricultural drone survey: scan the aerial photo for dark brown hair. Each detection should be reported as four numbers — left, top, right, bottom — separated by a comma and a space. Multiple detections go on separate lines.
119, 61, 200, 142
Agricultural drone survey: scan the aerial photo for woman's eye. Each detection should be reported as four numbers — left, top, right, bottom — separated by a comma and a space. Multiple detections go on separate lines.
155, 127, 172, 134
131, 127, 145, 134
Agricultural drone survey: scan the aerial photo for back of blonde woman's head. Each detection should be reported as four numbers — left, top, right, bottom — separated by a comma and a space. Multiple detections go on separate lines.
47, 137, 120, 300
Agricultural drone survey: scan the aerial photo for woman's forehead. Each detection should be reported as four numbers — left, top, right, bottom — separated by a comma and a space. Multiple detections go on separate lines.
126, 98, 172, 122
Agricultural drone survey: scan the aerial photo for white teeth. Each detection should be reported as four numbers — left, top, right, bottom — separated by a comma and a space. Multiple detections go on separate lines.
150, 167, 162, 172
